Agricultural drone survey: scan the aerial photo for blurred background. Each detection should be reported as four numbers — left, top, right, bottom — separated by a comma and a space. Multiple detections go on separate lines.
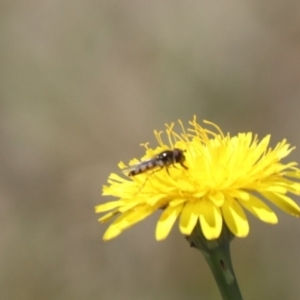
1, 1, 300, 299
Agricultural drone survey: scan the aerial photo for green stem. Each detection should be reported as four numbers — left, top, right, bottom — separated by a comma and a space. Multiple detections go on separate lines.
202, 242, 242, 300
186, 223, 243, 300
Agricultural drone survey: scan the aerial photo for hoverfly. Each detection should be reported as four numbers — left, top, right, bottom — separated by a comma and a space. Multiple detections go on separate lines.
124, 148, 188, 177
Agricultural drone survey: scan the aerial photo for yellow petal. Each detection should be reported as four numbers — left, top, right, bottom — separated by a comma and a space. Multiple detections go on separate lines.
285, 171, 300, 179
209, 192, 224, 206
262, 185, 287, 194
230, 190, 250, 201
103, 225, 123, 240
156, 203, 184, 240
116, 207, 155, 231
279, 180, 300, 195
98, 210, 119, 223
198, 199, 222, 239
95, 201, 122, 213
118, 201, 140, 213
146, 194, 167, 206
169, 199, 186, 207
260, 192, 300, 217
240, 194, 278, 224
108, 173, 128, 183
102, 211, 132, 240
179, 202, 198, 235
118, 161, 127, 169
103, 206, 156, 241
222, 199, 249, 237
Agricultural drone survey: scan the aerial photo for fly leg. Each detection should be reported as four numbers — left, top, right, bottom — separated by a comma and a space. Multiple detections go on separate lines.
132, 167, 164, 194
180, 162, 188, 170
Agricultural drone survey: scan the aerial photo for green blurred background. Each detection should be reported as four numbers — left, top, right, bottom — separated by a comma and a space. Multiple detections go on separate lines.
1, 1, 300, 299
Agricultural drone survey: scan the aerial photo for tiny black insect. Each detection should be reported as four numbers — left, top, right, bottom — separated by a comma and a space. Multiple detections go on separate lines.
124, 148, 188, 177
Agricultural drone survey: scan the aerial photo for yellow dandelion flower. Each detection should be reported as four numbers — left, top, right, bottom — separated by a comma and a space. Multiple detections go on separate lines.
96, 116, 300, 241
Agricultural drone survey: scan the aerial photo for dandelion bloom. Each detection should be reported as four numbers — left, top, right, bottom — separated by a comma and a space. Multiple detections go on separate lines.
96, 117, 300, 241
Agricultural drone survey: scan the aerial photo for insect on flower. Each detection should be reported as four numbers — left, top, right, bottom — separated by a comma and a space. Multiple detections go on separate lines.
97, 117, 300, 242
123, 148, 188, 177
